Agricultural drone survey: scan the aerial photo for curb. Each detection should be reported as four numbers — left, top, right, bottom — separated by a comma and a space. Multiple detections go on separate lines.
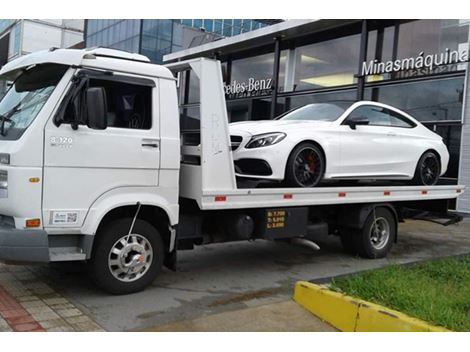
293, 281, 450, 332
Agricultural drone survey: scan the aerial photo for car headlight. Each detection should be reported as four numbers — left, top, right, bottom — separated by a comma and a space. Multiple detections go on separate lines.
245, 132, 286, 149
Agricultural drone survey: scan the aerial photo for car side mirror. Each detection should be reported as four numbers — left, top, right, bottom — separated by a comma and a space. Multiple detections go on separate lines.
347, 116, 369, 130
86, 87, 108, 130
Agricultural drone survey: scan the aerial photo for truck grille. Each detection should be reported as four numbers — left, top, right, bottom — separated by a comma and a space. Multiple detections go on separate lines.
230, 135, 243, 151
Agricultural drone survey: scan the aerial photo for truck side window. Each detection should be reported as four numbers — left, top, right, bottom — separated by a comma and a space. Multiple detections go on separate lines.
88, 78, 152, 130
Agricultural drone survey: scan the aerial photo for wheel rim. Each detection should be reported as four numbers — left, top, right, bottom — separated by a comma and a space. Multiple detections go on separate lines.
369, 217, 390, 250
293, 147, 322, 187
420, 154, 439, 185
108, 234, 153, 282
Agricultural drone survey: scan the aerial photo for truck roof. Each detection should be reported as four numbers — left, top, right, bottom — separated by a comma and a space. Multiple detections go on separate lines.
0, 47, 175, 81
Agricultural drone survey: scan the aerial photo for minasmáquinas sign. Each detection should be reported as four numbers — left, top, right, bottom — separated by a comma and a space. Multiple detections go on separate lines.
361, 48, 468, 76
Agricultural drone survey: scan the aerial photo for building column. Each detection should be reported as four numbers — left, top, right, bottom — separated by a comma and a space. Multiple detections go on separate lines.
270, 37, 281, 119
457, 39, 470, 213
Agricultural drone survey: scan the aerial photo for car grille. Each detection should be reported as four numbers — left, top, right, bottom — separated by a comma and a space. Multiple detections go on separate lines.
230, 135, 243, 151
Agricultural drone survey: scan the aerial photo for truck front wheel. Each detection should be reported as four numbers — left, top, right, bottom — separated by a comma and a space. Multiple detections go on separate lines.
89, 218, 164, 294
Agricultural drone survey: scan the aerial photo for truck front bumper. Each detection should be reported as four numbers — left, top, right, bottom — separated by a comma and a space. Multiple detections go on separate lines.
0, 225, 50, 263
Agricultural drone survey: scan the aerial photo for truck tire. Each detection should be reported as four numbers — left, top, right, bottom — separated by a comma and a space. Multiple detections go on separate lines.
89, 218, 164, 294
355, 207, 396, 259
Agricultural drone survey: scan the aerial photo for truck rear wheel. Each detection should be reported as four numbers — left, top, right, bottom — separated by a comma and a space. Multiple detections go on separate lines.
340, 207, 396, 259
356, 207, 396, 259
89, 218, 164, 294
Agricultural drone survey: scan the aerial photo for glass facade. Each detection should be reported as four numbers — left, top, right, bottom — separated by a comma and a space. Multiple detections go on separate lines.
366, 20, 469, 81
85, 19, 278, 64
177, 19, 469, 183
280, 33, 362, 92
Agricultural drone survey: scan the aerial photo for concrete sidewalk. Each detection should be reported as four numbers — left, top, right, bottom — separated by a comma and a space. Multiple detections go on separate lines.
141, 300, 336, 332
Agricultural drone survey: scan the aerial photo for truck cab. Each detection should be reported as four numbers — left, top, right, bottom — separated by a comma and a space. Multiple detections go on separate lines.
0, 48, 181, 292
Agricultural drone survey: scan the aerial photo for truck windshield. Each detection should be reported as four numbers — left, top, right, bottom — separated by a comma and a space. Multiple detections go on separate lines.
279, 101, 355, 122
0, 64, 68, 140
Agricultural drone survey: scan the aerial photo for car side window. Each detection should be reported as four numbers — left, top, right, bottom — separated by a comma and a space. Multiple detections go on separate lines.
388, 110, 417, 128
347, 106, 391, 126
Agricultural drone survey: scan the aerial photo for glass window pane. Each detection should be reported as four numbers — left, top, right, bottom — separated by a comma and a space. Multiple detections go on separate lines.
203, 19, 213, 32
366, 20, 469, 82
364, 76, 464, 122
289, 33, 361, 92
276, 90, 356, 116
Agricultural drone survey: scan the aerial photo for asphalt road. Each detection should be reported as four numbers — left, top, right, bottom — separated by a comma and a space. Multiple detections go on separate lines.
27, 218, 470, 331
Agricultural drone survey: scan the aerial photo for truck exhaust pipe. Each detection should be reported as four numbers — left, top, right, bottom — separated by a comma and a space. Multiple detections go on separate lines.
290, 237, 320, 251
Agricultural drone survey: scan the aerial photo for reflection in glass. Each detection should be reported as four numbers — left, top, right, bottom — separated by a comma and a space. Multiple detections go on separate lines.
280, 34, 361, 92
366, 20, 469, 81
364, 77, 464, 122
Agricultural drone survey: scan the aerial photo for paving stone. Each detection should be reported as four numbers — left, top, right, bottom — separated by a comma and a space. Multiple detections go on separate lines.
30, 310, 60, 322
0, 308, 29, 319
11, 322, 44, 332
64, 314, 92, 325
56, 308, 82, 318
5, 315, 35, 325
71, 321, 104, 332
49, 303, 75, 310
21, 300, 47, 309
39, 318, 70, 329
0, 316, 11, 331
25, 305, 54, 315
43, 297, 68, 306
17, 295, 41, 302
46, 326, 74, 332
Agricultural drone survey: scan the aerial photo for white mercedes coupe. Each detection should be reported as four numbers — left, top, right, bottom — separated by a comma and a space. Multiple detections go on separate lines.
229, 101, 449, 187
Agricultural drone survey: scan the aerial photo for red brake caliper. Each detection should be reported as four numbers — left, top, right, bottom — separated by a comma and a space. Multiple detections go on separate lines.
307, 152, 316, 172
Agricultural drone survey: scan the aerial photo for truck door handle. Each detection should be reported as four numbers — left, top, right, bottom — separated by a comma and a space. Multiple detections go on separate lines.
387, 132, 397, 136
141, 139, 159, 148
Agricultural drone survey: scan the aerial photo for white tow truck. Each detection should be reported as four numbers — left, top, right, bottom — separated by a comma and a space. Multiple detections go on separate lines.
0, 48, 465, 294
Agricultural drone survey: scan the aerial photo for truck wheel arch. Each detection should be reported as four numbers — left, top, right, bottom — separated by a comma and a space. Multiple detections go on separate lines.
81, 187, 178, 255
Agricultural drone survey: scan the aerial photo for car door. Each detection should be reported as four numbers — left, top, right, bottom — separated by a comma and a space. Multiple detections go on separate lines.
338, 105, 406, 178
42, 71, 160, 229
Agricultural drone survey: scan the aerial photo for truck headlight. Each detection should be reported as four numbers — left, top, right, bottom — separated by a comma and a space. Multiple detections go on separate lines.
0, 153, 10, 165
0, 170, 7, 198
245, 132, 286, 149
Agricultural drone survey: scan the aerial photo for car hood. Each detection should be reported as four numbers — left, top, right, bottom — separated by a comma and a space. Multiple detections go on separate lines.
229, 119, 334, 135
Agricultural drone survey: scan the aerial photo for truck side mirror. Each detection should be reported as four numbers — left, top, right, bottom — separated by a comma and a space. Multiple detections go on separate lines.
86, 87, 108, 130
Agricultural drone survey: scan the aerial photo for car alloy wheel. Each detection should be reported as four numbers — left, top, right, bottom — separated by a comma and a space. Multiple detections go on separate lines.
420, 153, 440, 185
293, 146, 323, 187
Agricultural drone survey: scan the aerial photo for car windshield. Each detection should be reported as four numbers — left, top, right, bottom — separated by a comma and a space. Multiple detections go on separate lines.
0, 64, 68, 140
279, 102, 354, 122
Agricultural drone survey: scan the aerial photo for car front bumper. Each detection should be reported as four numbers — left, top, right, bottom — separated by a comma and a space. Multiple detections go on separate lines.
232, 139, 293, 180
0, 224, 50, 263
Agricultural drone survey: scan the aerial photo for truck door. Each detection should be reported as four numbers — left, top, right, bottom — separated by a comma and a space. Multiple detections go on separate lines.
42, 72, 160, 229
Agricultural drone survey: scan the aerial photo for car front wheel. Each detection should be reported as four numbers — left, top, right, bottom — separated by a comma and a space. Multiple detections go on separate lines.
285, 142, 325, 187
